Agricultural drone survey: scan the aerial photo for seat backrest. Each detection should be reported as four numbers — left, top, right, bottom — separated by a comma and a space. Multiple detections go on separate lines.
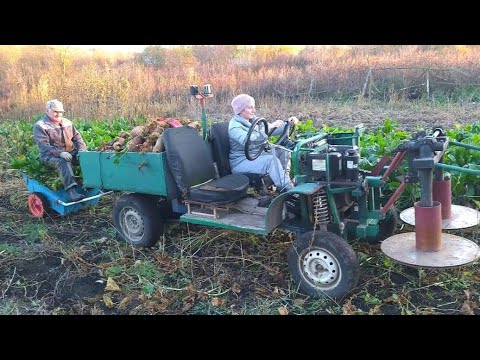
209, 121, 273, 193
163, 127, 217, 193
209, 121, 231, 177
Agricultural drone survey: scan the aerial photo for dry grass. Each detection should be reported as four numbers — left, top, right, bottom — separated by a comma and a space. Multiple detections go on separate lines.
1, 45, 480, 122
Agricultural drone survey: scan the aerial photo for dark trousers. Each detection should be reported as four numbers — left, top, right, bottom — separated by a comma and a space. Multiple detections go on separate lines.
41, 150, 80, 190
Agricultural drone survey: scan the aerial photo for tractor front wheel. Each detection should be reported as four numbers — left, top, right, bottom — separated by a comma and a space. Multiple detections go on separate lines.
288, 230, 359, 299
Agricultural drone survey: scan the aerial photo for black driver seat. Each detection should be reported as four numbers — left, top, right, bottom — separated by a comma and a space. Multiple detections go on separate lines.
209, 121, 273, 192
163, 126, 249, 204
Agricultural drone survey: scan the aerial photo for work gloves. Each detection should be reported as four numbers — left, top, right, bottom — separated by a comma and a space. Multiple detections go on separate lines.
60, 152, 72, 161
288, 116, 299, 125
270, 117, 299, 131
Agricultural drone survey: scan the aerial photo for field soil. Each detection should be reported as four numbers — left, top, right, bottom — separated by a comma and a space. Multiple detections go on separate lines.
1, 101, 479, 315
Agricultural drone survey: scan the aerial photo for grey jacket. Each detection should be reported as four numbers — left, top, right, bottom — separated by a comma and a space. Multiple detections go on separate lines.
33, 115, 87, 161
228, 114, 285, 169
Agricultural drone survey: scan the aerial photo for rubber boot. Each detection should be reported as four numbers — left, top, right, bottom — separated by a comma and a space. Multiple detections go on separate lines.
67, 187, 85, 202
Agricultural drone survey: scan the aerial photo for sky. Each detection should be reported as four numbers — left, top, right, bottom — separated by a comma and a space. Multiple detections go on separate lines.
65, 45, 148, 53
64, 45, 310, 53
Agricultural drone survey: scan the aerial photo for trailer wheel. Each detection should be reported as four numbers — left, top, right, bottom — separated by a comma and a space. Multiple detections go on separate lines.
367, 206, 399, 243
28, 193, 51, 218
288, 230, 359, 299
112, 193, 163, 247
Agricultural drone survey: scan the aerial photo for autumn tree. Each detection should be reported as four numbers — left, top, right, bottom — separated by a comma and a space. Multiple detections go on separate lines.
135, 46, 167, 68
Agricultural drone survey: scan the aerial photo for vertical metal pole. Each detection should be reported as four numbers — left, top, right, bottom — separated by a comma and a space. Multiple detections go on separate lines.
418, 169, 433, 207
200, 97, 207, 141
418, 144, 434, 207
434, 155, 444, 181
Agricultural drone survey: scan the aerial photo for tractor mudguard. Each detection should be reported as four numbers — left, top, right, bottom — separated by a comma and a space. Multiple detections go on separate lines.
265, 183, 324, 232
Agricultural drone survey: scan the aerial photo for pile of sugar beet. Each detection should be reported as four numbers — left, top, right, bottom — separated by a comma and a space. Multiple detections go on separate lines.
99, 117, 199, 153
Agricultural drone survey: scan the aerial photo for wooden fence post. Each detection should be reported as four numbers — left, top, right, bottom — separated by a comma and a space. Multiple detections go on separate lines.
361, 68, 372, 99
426, 69, 430, 100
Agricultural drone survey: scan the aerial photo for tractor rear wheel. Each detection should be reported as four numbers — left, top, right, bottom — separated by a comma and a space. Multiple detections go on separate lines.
288, 230, 359, 299
112, 193, 164, 247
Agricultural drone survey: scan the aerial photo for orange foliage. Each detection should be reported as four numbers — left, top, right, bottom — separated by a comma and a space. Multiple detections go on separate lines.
1, 45, 480, 121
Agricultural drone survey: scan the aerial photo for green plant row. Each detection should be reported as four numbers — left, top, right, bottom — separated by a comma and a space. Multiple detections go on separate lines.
0, 117, 139, 190
1, 117, 479, 208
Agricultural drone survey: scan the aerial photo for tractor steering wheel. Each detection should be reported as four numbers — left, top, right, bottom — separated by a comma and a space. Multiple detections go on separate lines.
245, 117, 270, 161
271, 120, 296, 147
245, 118, 297, 161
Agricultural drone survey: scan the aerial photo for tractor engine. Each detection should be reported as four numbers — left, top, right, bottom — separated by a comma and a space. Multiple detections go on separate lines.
304, 144, 360, 183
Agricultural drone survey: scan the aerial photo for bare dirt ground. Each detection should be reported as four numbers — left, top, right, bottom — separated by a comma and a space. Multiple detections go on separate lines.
1, 101, 479, 315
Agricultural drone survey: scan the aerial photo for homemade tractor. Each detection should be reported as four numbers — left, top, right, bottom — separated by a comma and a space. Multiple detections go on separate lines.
23, 85, 480, 299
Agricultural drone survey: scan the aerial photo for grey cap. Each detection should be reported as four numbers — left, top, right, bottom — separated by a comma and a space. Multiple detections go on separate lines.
46, 99, 65, 112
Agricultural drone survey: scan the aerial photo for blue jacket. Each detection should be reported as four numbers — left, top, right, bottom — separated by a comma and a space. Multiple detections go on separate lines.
228, 114, 285, 169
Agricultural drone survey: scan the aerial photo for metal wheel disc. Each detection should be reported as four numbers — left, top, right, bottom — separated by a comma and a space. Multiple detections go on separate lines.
28, 194, 44, 218
120, 208, 145, 241
302, 248, 340, 286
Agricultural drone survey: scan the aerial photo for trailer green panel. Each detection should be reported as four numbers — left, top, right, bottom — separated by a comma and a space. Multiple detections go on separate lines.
79, 151, 179, 198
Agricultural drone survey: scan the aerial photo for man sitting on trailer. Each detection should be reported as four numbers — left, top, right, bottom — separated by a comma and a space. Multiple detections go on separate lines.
33, 99, 87, 202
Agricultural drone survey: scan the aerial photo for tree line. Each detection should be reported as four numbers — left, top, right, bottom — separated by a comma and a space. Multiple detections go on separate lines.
1, 45, 479, 121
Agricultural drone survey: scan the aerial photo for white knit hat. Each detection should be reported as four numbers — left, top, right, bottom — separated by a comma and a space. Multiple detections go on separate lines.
231, 94, 254, 114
